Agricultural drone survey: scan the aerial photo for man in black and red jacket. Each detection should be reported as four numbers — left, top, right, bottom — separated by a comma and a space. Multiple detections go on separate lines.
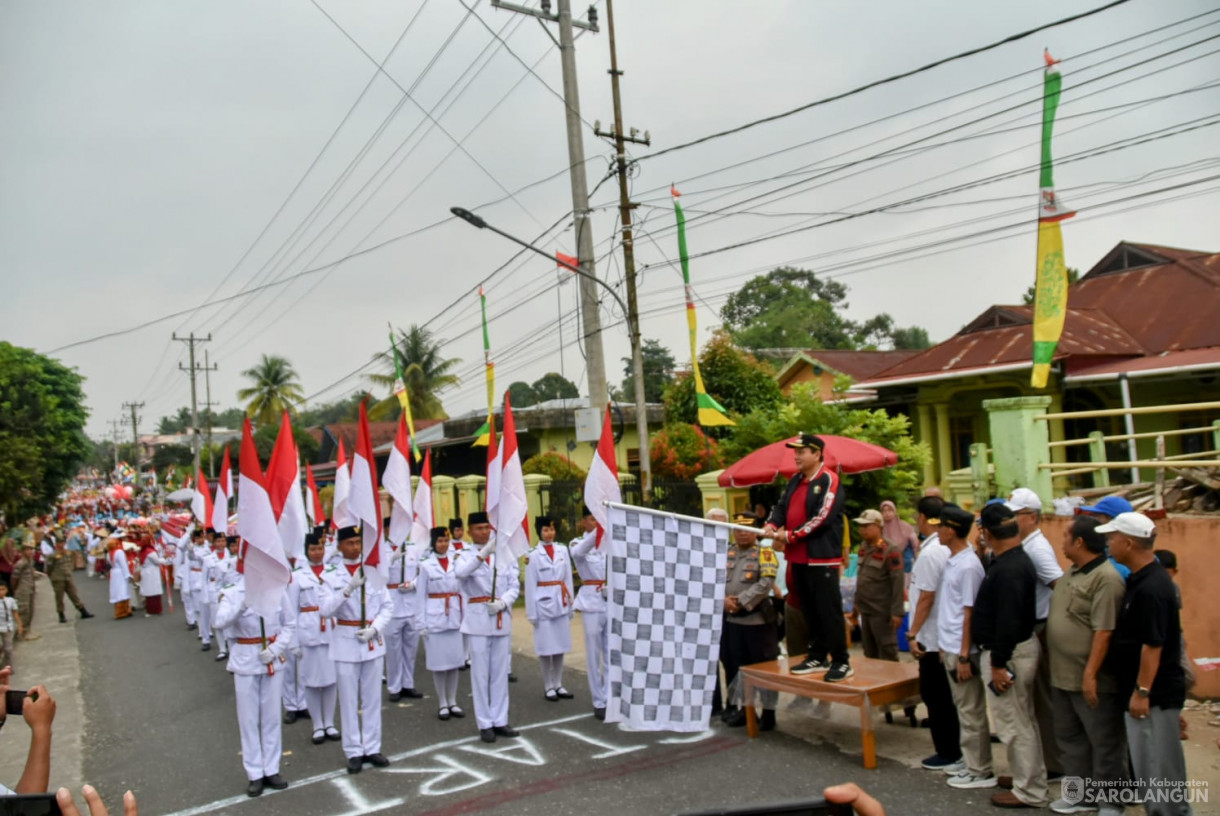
763, 433, 851, 681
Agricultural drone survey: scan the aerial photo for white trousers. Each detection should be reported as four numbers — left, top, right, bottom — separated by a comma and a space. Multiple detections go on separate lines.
469, 634, 511, 730
182, 587, 196, 625
582, 611, 609, 708
431, 669, 460, 709
234, 672, 284, 781
384, 616, 421, 693
281, 651, 306, 712
304, 684, 337, 732
191, 590, 210, 642
336, 659, 383, 758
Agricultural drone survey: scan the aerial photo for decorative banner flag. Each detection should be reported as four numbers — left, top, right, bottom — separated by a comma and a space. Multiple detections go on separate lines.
211, 446, 232, 534
305, 464, 326, 528
331, 438, 354, 529
496, 392, 530, 559
349, 400, 384, 575
237, 418, 292, 620
1031, 49, 1076, 389
265, 411, 308, 563
191, 466, 213, 529
583, 404, 622, 545
410, 450, 434, 547
383, 414, 415, 547
556, 252, 579, 273
671, 186, 734, 426
485, 411, 501, 531
605, 504, 728, 732
473, 287, 496, 447
388, 325, 422, 461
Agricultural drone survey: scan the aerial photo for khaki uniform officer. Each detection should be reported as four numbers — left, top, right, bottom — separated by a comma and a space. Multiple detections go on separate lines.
852, 509, 904, 662
47, 539, 92, 623
721, 513, 780, 731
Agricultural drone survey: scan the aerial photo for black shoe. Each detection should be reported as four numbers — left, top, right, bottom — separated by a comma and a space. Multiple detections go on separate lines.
201, 643, 211, 652
402, 688, 424, 699
479, 728, 496, 743
493, 725, 519, 738
760, 709, 776, 731
507, 673, 518, 683
246, 779, 264, 797
724, 709, 748, 728
448, 705, 466, 718
312, 730, 325, 745
905, 706, 919, 728
58, 613, 67, 624
364, 753, 390, 768
325, 727, 340, 741
789, 658, 830, 676
263, 774, 288, 790
555, 687, 574, 699
79, 609, 94, 619
283, 709, 298, 724
823, 662, 853, 683
346, 757, 362, 774
187, 622, 197, 630
388, 691, 402, 703
438, 707, 451, 721
460, 661, 470, 672
594, 707, 606, 721
885, 711, 894, 724
215, 651, 228, 662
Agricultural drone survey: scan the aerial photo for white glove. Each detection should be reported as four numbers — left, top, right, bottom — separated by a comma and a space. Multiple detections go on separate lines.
397, 581, 415, 593
391, 549, 405, 564
258, 649, 275, 665
478, 538, 497, 558
343, 571, 366, 598
292, 646, 303, 659
418, 628, 429, 639
356, 627, 377, 643
486, 599, 508, 615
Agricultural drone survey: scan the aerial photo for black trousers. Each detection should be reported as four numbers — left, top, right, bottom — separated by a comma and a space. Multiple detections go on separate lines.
919, 650, 962, 761
791, 564, 848, 665
720, 619, 779, 710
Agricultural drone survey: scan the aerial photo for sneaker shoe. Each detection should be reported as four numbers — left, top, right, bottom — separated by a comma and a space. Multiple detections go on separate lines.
947, 772, 997, 790
1049, 798, 1096, 814
921, 754, 963, 771
789, 658, 830, 676
939, 760, 967, 775
824, 662, 854, 683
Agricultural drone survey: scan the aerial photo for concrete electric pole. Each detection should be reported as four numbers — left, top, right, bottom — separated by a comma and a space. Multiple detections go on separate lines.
173, 333, 214, 476
122, 401, 144, 462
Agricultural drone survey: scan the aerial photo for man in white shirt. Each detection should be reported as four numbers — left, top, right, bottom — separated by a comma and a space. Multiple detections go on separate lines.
905, 496, 961, 773
936, 504, 994, 791
1008, 487, 1065, 779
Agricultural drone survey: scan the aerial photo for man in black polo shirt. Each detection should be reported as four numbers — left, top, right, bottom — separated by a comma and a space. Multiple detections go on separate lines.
1101, 512, 1190, 816
762, 433, 849, 681
972, 503, 1048, 809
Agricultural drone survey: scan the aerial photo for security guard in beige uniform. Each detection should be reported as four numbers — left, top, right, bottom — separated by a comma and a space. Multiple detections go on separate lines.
721, 513, 780, 731
851, 508, 905, 662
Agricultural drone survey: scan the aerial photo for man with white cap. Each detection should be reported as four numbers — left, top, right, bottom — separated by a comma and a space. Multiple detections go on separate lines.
1100, 512, 1189, 816
1006, 487, 1064, 779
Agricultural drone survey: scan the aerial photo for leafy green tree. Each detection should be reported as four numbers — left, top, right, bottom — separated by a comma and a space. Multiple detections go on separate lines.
721, 381, 930, 535
531, 372, 579, 402
368, 325, 461, 421
152, 444, 194, 471
237, 354, 305, 427
890, 326, 932, 350
506, 381, 538, 409
663, 331, 783, 432
522, 451, 586, 480
1023, 267, 1080, 305
621, 339, 676, 403
0, 343, 90, 521
157, 407, 193, 434
297, 392, 366, 427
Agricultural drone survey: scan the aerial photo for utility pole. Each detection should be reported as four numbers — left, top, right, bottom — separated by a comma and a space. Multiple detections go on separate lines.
107, 419, 123, 471
490, 0, 608, 411
173, 332, 213, 476
122, 401, 144, 467
594, 0, 653, 500
203, 350, 218, 478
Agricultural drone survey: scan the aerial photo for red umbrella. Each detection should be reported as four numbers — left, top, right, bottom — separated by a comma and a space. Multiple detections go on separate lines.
717, 435, 898, 488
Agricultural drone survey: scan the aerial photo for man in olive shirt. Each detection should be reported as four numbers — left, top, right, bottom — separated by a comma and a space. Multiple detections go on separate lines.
1046, 516, 1126, 816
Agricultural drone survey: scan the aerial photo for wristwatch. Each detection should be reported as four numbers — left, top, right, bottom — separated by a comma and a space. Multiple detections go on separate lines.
1135, 686, 1151, 698
957, 655, 971, 664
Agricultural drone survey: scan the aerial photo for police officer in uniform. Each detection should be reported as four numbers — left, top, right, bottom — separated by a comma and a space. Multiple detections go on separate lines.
721, 513, 780, 730
47, 536, 92, 623
851, 508, 905, 662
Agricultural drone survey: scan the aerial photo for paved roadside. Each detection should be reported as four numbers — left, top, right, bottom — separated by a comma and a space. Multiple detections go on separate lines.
0, 575, 88, 794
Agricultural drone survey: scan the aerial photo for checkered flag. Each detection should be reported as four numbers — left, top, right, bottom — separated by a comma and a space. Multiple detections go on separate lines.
605, 505, 727, 732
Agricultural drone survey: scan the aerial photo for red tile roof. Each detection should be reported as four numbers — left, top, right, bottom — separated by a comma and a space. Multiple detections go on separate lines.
793, 349, 921, 381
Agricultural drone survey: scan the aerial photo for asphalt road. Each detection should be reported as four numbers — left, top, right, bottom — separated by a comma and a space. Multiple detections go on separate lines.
74, 577, 993, 815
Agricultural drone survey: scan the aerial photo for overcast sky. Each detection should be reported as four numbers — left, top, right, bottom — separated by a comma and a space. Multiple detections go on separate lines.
3, 0, 1218, 440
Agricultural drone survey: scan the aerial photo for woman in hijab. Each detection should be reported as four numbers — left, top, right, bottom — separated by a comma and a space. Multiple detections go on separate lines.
880, 501, 919, 573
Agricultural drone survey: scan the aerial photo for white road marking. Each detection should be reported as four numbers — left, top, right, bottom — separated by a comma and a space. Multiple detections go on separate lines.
383, 753, 494, 796
551, 727, 648, 759
457, 736, 547, 766
328, 776, 405, 815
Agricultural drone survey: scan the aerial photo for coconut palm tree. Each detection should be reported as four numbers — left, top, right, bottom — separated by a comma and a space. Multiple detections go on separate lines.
368, 325, 461, 421
237, 354, 305, 427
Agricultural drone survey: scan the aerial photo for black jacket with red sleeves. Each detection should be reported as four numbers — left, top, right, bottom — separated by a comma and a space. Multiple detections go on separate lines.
766, 466, 845, 565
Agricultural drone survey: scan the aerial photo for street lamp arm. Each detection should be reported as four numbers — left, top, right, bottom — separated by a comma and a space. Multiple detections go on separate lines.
449, 206, 628, 315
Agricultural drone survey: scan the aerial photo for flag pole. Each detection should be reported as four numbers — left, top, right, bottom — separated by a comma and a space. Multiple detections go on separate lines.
600, 500, 772, 540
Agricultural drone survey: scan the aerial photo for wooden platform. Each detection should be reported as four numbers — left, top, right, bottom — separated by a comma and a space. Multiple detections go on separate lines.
739, 656, 920, 769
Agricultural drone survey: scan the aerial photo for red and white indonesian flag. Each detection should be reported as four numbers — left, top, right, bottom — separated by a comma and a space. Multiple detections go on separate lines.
349, 400, 384, 579
191, 466, 213, 529
266, 411, 308, 562
331, 438, 354, 529
410, 450, 434, 546
383, 414, 414, 547
211, 446, 233, 533
497, 393, 530, 559
485, 420, 502, 530
305, 464, 326, 528
237, 418, 291, 620
584, 404, 623, 542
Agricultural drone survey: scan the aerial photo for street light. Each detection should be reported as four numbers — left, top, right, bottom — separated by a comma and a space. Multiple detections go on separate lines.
450, 206, 652, 498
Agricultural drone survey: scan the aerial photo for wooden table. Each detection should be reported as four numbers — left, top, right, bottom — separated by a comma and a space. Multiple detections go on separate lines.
739, 656, 920, 769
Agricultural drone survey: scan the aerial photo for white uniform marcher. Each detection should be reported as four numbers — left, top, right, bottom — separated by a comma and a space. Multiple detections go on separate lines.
108, 546, 131, 605
204, 546, 233, 654
570, 527, 609, 713
186, 540, 212, 646
175, 539, 195, 625
525, 539, 574, 699
319, 561, 393, 765
286, 560, 340, 742
457, 540, 520, 734
214, 575, 297, 790
416, 550, 466, 715
385, 543, 425, 698
138, 547, 165, 611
